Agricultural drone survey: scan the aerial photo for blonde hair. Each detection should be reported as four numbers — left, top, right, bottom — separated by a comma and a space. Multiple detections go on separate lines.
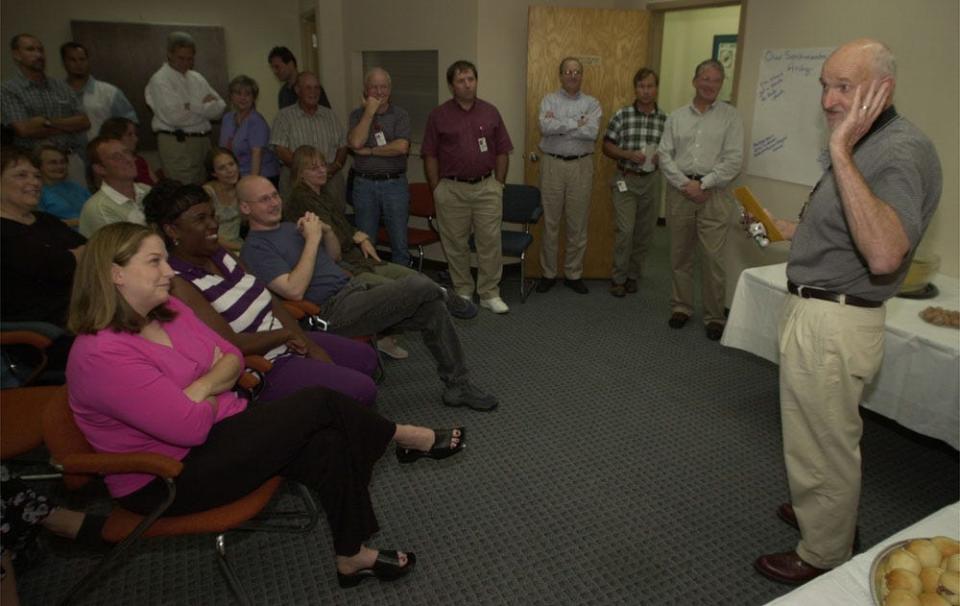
68, 222, 175, 334
289, 145, 326, 189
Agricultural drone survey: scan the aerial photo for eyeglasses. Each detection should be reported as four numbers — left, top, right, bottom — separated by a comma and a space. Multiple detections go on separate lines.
562, 69, 582, 77
250, 191, 281, 204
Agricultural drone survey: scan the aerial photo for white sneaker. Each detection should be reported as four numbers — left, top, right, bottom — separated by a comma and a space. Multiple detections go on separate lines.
479, 296, 509, 314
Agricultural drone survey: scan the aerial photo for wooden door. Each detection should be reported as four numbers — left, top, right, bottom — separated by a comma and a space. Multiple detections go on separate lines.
525, 6, 651, 278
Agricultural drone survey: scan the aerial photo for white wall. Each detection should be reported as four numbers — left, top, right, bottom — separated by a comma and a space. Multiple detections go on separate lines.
0, 0, 302, 125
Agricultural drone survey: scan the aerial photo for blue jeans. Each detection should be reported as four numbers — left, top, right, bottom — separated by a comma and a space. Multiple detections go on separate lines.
352, 175, 411, 267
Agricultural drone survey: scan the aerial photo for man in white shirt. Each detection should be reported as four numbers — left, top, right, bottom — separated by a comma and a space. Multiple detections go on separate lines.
61, 41, 138, 142
78, 136, 151, 237
144, 31, 225, 184
536, 57, 602, 295
658, 59, 743, 341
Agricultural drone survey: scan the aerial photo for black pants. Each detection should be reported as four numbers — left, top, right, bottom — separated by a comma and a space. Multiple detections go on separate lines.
118, 387, 396, 556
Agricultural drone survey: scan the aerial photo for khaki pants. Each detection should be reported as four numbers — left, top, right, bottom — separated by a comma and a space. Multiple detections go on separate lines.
157, 132, 212, 185
779, 295, 885, 569
666, 186, 731, 324
433, 177, 503, 300
538, 153, 594, 279
610, 171, 658, 284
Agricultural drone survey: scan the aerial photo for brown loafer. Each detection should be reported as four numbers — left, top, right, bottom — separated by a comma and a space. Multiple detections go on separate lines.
754, 551, 829, 585
668, 312, 690, 329
609, 282, 626, 298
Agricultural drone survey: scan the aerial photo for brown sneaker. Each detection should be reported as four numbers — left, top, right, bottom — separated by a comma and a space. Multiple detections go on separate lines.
624, 278, 638, 293
609, 282, 626, 298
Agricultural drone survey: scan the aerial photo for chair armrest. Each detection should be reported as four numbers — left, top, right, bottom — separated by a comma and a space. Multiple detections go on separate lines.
243, 355, 272, 373
284, 299, 322, 316
1, 330, 54, 350
59, 452, 184, 478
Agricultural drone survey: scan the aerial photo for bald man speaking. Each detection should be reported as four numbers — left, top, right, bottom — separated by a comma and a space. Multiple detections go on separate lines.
753, 39, 942, 585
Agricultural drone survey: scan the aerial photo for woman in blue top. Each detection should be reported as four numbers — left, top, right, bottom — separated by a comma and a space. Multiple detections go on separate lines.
219, 75, 280, 185
36, 144, 89, 225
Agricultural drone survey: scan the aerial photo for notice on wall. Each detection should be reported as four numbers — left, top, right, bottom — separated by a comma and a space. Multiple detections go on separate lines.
747, 47, 833, 187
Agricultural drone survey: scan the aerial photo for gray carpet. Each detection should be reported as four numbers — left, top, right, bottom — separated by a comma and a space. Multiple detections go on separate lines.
15, 227, 959, 605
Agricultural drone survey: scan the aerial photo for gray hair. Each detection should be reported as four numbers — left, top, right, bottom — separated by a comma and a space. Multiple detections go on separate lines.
869, 41, 897, 79
693, 59, 724, 80
166, 31, 196, 53
363, 67, 392, 87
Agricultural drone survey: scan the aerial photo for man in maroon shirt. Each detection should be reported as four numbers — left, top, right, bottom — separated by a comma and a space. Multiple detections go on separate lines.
422, 60, 513, 314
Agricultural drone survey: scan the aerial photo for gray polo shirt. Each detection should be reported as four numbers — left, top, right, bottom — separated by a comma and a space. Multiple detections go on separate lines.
787, 108, 942, 301
270, 104, 345, 161
347, 103, 410, 175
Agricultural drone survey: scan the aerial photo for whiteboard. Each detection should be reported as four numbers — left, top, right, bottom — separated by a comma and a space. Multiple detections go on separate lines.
746, 47, 833, 186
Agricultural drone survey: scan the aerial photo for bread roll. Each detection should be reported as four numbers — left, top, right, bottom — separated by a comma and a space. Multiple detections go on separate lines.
943, 554, 960, 573
887, 569, 924, 595
886, 549, 924, 575
885, 589, 922, 606
932, 538, 960, 558
919, 593, 951, 606
922, 568, 947, 593
939, 569, 960, 605
910, 540, 947, 568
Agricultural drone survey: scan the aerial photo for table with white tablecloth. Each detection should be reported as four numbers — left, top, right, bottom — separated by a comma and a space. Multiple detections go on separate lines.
722, 263, 960, 449
764, 502, 960, 605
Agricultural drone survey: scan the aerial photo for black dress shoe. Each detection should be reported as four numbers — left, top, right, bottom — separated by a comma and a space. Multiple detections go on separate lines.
624, 278, 638, 294
776, 503, 862, 552
705, 322, 724, 341
338, 550, 416, 588
536, 277, 556, 293
668, 312, 690, 329
754, 551, 828, 585
564, 278, 589, 294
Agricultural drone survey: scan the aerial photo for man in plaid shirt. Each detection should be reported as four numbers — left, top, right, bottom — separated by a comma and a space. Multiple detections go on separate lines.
601, 68, 666, 298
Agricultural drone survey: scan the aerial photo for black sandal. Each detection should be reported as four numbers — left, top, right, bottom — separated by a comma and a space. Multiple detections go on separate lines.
337, 550, 416, 588
395, 427, 466, 464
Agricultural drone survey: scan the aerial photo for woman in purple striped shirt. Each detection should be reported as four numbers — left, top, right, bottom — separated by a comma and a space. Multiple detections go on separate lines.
143, 180, 379, 406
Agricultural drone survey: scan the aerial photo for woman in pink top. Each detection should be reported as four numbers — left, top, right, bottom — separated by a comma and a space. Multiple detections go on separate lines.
65, 222, 466, 587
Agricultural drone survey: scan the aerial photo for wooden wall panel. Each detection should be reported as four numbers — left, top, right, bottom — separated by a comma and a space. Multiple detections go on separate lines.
525, 6, 650, 278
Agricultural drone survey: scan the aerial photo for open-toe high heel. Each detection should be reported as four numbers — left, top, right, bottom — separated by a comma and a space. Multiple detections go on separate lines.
396, 427, 466, 464
337, 550, 416, 588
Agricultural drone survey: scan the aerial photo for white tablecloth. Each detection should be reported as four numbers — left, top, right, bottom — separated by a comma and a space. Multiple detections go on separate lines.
764, 502, 960, 605
722, 263, 960, 449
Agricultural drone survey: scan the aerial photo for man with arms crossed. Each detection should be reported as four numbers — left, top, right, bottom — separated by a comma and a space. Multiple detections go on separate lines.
535, 57, 601, 295
144, 31, 226, 184
658, 59, 743, 340
422, 60, 513, 314
602, 67, 667, 298
753, 39, 941, 585
347, 67, 412, 267
238, 176, 499, 412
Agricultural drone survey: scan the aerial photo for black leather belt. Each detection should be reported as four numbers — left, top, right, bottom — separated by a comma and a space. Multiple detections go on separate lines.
622, 168, 655, 177
355, 172, 404, 181
546, 152, 592, 161
787, 281, 883, 308
157, 130, 211, 142
685, 173, 705, 181
444, 172, 492, 184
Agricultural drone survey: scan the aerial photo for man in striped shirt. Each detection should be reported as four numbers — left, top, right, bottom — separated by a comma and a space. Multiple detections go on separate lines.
602, 67, 667, 298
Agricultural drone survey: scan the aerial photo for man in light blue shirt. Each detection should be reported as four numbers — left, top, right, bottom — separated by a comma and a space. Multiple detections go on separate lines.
536, 57, 602, 295
61, 42, 138, 143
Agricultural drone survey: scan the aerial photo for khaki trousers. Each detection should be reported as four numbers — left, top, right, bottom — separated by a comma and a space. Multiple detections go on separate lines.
538, 153, 594, 279
157, 132, 212, 185
666, 186, 731, 324
610, 171, 658, 284
779, 295, 885, 569
434, 177, 504, 300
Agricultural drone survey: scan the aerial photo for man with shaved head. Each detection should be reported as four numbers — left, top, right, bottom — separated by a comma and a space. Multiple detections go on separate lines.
271, 71, 348, 204
237, 175, 499, 412
347, 67, 412, 267
753, 39, 941, 585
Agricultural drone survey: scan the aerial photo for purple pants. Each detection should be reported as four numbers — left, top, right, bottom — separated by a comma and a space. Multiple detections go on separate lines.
258, 332, 378, 407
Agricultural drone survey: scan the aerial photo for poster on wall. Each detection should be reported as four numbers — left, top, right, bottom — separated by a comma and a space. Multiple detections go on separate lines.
747, 47, 833, 186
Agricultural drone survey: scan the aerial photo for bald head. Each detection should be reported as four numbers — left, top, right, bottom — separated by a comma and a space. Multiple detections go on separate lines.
237, 175, 282, 230
820, 38, 896, 131
295, 71, 323, 110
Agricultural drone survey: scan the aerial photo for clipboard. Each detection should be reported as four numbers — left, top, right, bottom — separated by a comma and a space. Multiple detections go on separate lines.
733, 186, 785, 242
